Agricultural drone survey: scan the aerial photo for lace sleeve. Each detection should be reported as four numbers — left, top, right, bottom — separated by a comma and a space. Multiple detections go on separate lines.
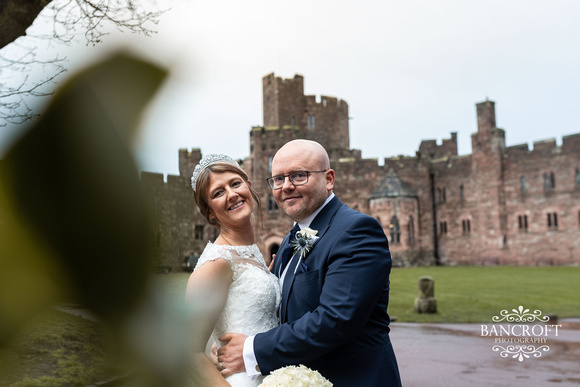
194, 243, 235, 273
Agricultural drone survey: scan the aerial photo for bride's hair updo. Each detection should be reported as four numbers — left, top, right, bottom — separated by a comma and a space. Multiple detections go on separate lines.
192, 159, 261, 226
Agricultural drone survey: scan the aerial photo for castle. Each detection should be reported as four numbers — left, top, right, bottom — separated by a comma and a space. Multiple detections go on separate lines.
141, 73, 580, 270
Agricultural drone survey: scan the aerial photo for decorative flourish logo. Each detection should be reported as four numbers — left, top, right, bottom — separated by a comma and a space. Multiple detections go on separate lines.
481, 306, 561, 362
492, 306, 550, 323
492, 344, 550, 362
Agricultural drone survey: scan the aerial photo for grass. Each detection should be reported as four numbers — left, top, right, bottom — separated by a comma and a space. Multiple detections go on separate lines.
388, 266, 580, 323
167, 267, 580, 323
0, 267, 577, 384
0, 308, 125, 387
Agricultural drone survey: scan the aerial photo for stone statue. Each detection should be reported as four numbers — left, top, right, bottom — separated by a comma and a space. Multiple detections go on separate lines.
414, 276, 437, 313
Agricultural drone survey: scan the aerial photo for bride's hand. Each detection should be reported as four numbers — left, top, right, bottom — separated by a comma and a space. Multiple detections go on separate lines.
269, 254, 276, 272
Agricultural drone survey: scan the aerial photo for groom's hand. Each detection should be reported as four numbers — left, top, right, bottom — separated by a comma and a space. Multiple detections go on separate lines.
269, 254, 276, 272
217, 332, 248, 377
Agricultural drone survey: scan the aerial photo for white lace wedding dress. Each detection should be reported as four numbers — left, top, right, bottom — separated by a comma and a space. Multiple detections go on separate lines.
194, 242, 281, 387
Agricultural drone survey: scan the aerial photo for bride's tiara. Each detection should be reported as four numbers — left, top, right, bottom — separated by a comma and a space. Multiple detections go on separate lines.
191, 154, 240, 192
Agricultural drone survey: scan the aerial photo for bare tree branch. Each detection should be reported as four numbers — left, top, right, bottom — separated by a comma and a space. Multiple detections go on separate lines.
0, 0, 164, 126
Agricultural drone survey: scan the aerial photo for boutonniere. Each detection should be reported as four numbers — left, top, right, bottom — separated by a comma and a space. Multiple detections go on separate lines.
291, 227, 318, 274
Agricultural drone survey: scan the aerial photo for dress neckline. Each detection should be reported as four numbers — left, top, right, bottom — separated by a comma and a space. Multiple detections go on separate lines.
210, 241, 258, 248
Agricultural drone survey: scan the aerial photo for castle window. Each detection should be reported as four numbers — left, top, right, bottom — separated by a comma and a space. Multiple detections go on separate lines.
194, 225, 204, 240
547, 212, 558, 229
518, 215, 528, 232
520, 176, 526, 194
268, 194, 278, 211
544, 172, 556, 190
407, 216, 415, 247
576, 169, 580, 188
460, 185, 464, 201
437, 187, 446, 204
462, 219, 471, 235
268, 156, 273, 173
439, 221, 447, 236
291, 116, 295, 126
307, 114, 316, 129
389, 215, 400, 244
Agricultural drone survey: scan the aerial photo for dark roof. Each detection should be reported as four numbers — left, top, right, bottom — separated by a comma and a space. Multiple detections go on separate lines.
369, 168, 417, 199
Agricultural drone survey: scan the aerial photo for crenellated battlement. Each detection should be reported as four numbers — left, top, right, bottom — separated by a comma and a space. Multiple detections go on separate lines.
140, 171, 188, 189
532, 138, 557, 153
563, 133, 580, 152
418, 132, 458, 159
178, 148, 202, 179
506, 143, 530, 159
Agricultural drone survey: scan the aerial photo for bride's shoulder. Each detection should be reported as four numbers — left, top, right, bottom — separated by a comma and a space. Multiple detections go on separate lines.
194, 242, 235, 271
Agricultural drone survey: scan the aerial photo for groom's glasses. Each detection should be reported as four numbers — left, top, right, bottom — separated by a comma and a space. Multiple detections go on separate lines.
266, 170, 327, 190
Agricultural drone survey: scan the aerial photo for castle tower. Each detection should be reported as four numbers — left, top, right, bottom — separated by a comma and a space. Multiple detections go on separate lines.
179, 148, 202, 182
470, 99, 507, 257
261, 72, 350, 152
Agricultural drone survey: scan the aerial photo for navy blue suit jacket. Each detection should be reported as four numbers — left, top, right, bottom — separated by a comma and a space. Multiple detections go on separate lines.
254, 196, 401, 386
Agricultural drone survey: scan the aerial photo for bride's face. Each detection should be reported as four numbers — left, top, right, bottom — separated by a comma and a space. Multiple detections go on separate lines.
206, 171, 254, 228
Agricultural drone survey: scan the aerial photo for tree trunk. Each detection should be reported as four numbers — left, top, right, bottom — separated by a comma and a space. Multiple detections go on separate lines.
0, 0, 53, 50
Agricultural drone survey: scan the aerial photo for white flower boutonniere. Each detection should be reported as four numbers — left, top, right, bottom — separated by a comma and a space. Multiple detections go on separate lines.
290, 227, 318, 274
259, 364, 332, 386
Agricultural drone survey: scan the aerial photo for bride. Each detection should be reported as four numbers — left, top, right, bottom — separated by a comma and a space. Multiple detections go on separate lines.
185, 154, 280, 386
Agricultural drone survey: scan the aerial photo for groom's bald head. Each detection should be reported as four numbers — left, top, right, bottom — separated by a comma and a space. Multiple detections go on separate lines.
270, 140, 335, 222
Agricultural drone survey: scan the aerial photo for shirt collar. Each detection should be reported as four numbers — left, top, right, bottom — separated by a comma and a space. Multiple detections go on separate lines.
296, 192, 335, 230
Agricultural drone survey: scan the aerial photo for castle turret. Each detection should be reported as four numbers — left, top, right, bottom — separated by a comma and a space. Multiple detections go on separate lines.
470, 99, 507, 257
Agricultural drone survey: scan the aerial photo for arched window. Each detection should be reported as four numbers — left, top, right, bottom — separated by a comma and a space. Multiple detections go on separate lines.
460, 185, 465, 201
520, 176, 526, 194
389, 215, 400, 244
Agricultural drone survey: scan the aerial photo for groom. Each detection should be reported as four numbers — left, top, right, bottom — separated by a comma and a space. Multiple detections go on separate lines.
217, 139, 401, 386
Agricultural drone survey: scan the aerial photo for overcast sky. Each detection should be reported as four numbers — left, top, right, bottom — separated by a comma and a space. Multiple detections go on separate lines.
2, 0, 580, 177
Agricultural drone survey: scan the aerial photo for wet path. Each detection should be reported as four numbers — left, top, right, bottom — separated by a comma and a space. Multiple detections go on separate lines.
391, 320, 580, 386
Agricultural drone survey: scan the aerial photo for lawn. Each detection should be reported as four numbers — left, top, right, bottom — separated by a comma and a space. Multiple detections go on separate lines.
168, 266, 580, 323
388, 266, 580, 323
0, 267, 577, 385
0, 309, 125, 387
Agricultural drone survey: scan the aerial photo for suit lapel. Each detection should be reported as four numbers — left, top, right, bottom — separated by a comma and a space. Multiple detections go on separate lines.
280, 196, 343, 322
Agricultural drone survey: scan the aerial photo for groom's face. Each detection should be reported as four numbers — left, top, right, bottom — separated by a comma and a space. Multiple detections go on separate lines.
271, 148, 332, 223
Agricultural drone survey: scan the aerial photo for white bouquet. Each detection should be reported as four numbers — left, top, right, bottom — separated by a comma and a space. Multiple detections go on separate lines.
259, 364, 332, 386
